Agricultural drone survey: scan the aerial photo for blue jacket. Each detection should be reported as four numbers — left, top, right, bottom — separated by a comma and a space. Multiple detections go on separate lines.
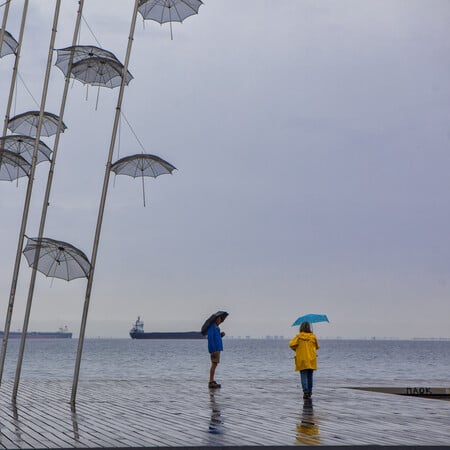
207, 323, 223, 353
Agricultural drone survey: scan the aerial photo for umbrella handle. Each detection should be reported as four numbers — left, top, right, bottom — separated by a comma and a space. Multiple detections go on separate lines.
141, 174, 146, 207
169, 7, 173, 40
95, 84, 100, 111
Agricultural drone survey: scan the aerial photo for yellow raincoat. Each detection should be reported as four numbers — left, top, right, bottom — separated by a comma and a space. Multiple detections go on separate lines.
289, 332, 320, 371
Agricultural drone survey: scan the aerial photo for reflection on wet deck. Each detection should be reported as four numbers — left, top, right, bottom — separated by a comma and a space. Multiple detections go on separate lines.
296, 398, 320, 445
0, 378, 449, 448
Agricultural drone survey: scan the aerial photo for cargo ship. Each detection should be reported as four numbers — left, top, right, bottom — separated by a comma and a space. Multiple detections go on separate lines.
129, 317, 204, 340
0, 326, 72, 339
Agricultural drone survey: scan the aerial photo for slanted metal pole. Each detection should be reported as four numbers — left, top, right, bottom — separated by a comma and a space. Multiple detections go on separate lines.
0, 0, 11, 56
71, 0, 140, 405
0, 0, 62, 387
0, 0, 29, 379
0, 0, 15, 168
12, 0, 84, 401
2, 0, 29, 138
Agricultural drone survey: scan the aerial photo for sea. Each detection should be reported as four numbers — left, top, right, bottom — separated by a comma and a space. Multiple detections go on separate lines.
1, 338, 449, 387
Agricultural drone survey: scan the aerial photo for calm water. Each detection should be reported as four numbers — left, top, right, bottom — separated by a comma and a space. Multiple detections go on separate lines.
2, 338, 449, 386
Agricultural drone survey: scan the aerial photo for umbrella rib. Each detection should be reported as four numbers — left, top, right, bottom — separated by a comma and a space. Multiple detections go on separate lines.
149, 163, 158, 177
33, 247, 55, 261
133, 164, 141, 178
171, 1, 183, 22
182, 0, 201, 15
55, 249, 69, 281
159, 1, 166, 24
1, 152, 31, 180
4, 161, 14, 181
47, 258, 59, 279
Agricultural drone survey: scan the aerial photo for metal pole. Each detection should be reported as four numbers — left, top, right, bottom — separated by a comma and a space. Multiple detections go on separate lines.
0, 0, 14, 168
12, 0, 84, 401
0, 0, 61, 387
71, 0, 140, 405
0, 0, 11, 57
2, 0, 29, 138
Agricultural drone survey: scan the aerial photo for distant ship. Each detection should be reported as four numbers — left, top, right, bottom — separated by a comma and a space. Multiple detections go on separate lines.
0, 325, 72, 339
129, 317, 204, 340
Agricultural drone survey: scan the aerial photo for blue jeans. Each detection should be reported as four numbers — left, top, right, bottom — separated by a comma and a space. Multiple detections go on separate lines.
300, 369, 313, 394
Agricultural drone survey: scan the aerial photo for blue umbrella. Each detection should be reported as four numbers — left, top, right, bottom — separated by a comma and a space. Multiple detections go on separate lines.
292, 314, 329, 327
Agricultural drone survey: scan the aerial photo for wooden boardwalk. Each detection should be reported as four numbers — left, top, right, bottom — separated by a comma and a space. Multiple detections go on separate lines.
0, 378, 449, 448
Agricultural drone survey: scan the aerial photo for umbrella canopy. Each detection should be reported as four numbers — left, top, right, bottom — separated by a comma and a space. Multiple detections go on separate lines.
138, 0, 203, 23
22, 237, 91, 281
7, 111, 67, 137
55, 45, 122, 76
0, 149, 31, 181
0, 29, 18, 57
0, 135, 52, 164
111, 153, 176, 206
201, 311, 228, 336
292, 314, 329, 327
111, 153, 176, 178
138, 0, 203, 40
69, 57, 133, 88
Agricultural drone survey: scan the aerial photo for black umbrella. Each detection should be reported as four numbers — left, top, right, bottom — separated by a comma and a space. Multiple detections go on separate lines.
201, 311, 228, 336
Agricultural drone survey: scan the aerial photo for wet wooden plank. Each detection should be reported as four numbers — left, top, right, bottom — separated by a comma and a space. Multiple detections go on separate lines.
0, 378, 449, 448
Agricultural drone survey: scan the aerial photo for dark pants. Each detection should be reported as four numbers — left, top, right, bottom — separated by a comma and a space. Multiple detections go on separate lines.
300, 369, 313, 394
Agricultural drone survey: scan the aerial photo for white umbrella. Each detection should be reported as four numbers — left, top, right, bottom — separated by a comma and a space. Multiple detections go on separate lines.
111, 153, 176, 206
138, 0, 203, 39
8, 111, 67, 137
0, 29, 18, 57
23, 236, 91, 282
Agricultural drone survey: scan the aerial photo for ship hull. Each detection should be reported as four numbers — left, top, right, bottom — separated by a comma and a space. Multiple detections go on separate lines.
130, 331, 204, 339
0, 331, 72, 339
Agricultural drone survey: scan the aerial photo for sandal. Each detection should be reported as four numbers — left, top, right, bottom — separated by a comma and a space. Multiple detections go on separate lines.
208, 381, 221, 389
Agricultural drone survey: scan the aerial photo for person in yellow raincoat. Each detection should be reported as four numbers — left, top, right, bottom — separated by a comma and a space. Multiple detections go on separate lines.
289, 322, 320, 399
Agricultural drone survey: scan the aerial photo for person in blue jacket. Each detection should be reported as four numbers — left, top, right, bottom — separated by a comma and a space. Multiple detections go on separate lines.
207, 316, 225, 389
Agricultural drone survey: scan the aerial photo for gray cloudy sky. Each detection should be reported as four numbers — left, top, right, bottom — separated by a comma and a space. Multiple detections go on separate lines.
1, 0, 449, 339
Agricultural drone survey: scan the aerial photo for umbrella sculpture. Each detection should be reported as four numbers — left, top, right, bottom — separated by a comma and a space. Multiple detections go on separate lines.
69, 57, 133, 89
9, 1, 86, 402
201, 311, 229, 336
7, 111, 67, 137
55, 45, 123, 76
22, 237, 91, 282
0, 1, 62, 391
110, 153, 176, 206
0, 29, 18, 57
0, 135, 52, 164
292, 314, 329, 327
138, 0, 203, 40
0, 149, 31, 181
